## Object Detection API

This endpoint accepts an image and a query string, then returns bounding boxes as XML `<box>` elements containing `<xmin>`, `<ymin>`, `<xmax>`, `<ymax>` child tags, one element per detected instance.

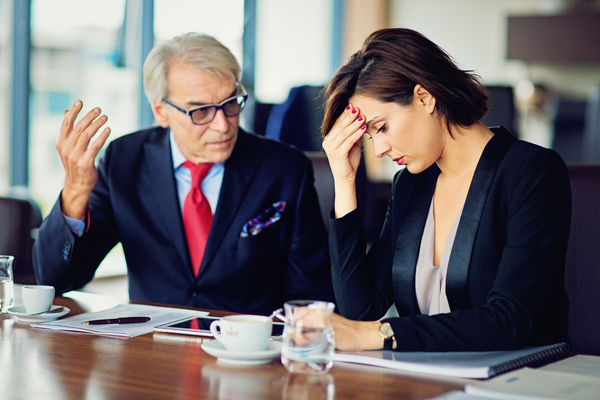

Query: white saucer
<box><xmin>201</xmin><ymin>340</ymin><xmax>282</xmax><ymax>365</ymax></box>
<box><xmin>7</xmin><ymin>305</ymin><xmax>70</xmax><ymax>323</ymax></box>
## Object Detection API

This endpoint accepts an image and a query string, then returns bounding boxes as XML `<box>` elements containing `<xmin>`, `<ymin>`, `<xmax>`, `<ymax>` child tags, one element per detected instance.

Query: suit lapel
<box><xmin>392</xmin><ymin>166</ymin><xmax>439</xmax><ymax>315</ymax></box>
<box><xmin>142</xmin><ymin>129</ymin><xmax>192</xmax><ymax>276</ymax></box>
<box><xmin>446</xmin><ymin>127</ymin><xmax>516</xmax><ymax>309</ymax></box>
<box><xmin>197</xmin><ymin>130</ymin><xmax>261</xmax><ymax>277</ymax></box>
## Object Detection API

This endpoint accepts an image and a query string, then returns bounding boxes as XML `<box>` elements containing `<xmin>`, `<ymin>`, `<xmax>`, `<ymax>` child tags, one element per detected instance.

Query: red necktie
<box><xmin>182</xmin><ymin>161</ymin><xmax>214</xmax><ymax>276</ymax></box>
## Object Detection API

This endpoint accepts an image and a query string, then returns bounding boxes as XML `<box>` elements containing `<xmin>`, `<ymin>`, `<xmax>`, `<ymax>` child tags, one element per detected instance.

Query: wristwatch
<box><xmin>378</xmin><ymin>322</ymin><xmax>396</xmax><ymax>350</ymax></box>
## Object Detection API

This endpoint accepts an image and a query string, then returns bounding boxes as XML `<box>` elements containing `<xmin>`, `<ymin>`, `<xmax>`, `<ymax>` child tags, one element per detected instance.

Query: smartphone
<box><xmin>154</xmin><ymin>316</ymin><xmax>285</xmax><ymax>338</ymax></box>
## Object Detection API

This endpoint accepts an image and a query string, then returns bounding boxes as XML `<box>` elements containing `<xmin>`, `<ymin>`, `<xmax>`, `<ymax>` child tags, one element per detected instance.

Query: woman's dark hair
<box><xmin>321</xmin><ymin>28</ymin><xmax>489</xmax><ymax>137</ymax></box>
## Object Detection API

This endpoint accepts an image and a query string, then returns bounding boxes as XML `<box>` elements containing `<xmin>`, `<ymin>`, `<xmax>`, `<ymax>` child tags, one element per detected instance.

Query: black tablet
<box><xmin>154</xmin><ymin>316</ymin><xmax>284</xmax><ymax>337</ymax></box>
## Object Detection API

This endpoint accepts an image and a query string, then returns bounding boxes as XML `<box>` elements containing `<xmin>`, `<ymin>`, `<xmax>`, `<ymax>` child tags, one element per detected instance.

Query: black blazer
<box><xmin>33</xmin><ymin>127</ymin><xmax>334</xmax><ymax>315</ymax></box>
<box><xmin>330</xmin><ymin>127</ymin><xmax>571</xmax><ymax>351</ymax></box>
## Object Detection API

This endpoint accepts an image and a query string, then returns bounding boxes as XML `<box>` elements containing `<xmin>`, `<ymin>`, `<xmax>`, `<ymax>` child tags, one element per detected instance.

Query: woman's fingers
<box><xmin>330</xmin><ymin>105</ymin><xmax>365</xmax><ymax>140</ymax></box>
<box><xmin>324</xmin><ymin>105</ymin><xmax>366</xmax><ymax>154</ymax></box>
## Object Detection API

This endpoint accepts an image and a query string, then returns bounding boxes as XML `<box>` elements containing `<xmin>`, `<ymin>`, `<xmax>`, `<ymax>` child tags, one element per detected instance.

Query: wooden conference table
<box><xmin>0</xmin><ymin>291</ymin><xmax>464</xmax><ymax>400</ymax></box>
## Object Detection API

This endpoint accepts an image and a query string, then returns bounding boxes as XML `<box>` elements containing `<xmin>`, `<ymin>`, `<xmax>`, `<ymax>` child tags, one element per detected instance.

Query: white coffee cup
<box><xmin>210</xmin><ymin>314</ymin><xmax>272</xmax><ymax>352</ymax></box>
<box><xmin>22</xmin><ymin>285</ymin><xmax>55</xmax><ymax>315</ymax></box>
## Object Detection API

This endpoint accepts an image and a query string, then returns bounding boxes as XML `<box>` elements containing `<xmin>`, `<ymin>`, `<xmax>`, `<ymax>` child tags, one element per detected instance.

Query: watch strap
<box><xmin>382</xmin><ymin>336</ymin><xmax>394</xmax><ymax>350</ymax></box>
<box><xmin>379</xmin><ymin>321</ymin><xmax>396</xmax><ymax>350</ymax></box>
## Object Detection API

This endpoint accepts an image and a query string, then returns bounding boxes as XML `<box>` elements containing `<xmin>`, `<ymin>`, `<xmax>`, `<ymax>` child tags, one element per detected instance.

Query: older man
<box><xmin>33</xmin><ymin>33</ymin><xmax>334</xmax><ymax>315</ymax></box>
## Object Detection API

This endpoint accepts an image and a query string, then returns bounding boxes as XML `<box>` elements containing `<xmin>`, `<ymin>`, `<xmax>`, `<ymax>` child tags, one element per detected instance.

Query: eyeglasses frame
<box><xmin>162</xmin><ymin>83</ymin><xmax>248</xmax><ymax>126</ymax></box>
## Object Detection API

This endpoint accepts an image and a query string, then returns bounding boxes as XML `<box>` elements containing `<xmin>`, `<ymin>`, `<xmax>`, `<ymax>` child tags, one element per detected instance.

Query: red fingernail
<box><xmin>360</xmin><ymin>124</ymin><xmax>366</xmax><ymax>130</ymax></box>
<box><xmin>346</xmin><ymin>104</ymin><xmax>351</xmax><ymax>110</ymax></box>
<box><xmin>358</xmin><ymin>116</ymin><xmax>364</xmax><ymax>122</ymax></box>
<box><xmin>352</xmin><ymin>108</ymin><xmax>357</xmax><ymax>114</ymax></box>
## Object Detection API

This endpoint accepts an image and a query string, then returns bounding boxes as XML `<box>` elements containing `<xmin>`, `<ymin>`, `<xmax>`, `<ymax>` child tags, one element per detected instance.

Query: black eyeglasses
<box><xmin>162</xmin><ymin>83</ymin><xmax>248</xmax><ymax>125</ymax></box>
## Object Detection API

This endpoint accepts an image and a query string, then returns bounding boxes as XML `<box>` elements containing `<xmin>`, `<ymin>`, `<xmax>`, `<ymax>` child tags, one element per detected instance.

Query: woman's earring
<box><xmin>428</xmin><ymin>108</ymin><xmax>432</xmax><ymax>112</ymax></box>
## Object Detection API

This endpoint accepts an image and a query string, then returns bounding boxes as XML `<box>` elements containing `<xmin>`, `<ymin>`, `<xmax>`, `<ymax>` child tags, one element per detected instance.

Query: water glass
<box><xmin>281</xmin><ymin>300</ymin><xmax>335</xmax><ymax>374</ymax></box>
<box><xmin>0</xmin><ymin>255</ymin><xmax>15</xmax><ymax>313</ymax></box>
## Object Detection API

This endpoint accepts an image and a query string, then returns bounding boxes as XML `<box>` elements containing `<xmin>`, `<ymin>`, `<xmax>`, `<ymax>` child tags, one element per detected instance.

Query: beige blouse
<box><xmin>415</xmin><ymin>199</ymin><xmax>465</xmax><ymax>316</ymax></box>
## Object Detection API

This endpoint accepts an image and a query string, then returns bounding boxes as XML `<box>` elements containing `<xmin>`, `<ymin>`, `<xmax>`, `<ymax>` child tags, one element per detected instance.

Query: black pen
<box><xmin>82</xmin><ymin>317</ymin><xmax>151</xmax><ymax>325</ymax></box>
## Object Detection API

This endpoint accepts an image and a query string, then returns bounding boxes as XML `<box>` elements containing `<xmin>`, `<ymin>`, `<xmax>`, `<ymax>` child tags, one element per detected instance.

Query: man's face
<box><xmin>153</xmin><ymin>58</ymin><xmax>239</xmax><ymax>164</ymax></box>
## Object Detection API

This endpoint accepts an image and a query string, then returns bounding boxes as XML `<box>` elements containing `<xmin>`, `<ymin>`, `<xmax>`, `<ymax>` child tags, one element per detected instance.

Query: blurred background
<box><xmin>1</xmin><ymin>0</ymin><xmax>599</xmax><ymax>300</ymax></box>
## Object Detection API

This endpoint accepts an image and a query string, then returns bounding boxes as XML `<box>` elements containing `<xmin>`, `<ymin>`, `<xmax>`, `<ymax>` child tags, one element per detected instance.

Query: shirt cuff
<box><xmin>63</xmin><ymin>214</ymin><xmax>85</xmax><ymax>237</ymax></box>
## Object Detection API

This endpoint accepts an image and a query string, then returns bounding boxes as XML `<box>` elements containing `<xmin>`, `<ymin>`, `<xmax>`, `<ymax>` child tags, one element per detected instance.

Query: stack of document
<box><xmin>32</xmin><ymin>304</ymin><xmax>208</xmax><ymax>338</ymax></box>
<box><xmin>333</xmin><ymin>342</ymin><xmax>570</xmax><ymax>379</ymax></box>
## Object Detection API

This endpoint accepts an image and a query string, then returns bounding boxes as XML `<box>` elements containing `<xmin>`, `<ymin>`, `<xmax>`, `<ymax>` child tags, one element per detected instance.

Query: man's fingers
<box><xmin>86</xmin><ymin>127</ymin><xmax>111</xmax><ymax>157</ymax></box>
<box><xmin>58</xmin><ymin>100</ymin><xmax>84</xmax><ymax>143</ymax></box>
<box><xmin>71</xmin><ymin>107</ymin><xmax>102</xmax><ymax>138</ymax></box>
<box><xmin>71</xmin><ymin>114</ymin><xmax>108</xmax><ymax>155</ymax></box>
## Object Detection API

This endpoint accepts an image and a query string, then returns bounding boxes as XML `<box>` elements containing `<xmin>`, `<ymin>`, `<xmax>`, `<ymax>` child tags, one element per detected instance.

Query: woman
<box><xmin>322</xmin><ymin>28</ymin><xmax>571</xmax><ymax>352</ymax></box>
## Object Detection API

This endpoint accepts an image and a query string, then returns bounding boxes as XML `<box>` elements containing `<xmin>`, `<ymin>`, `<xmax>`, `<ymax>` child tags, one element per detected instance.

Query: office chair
<box><xmin>0</xmin><ymin>192</ymin><xmax>43</xmax><ymax>284</ymax></box>
<box><xmin>265</xmin><ymin>85</ymin><xmax>325</xmax><ymax>152</ymax></box>
<box><xmin>582</xmin><ymin>86</ymin><xmax>600</xmax><ymax>164</ymax></box>
<box><xmin>552</xmin><ymin>99</ymin><xmax>587</xmax><ymax>164</ymax></box>
<box><xmin>564</xmin><ymin>164</ymin><xmax>600</xmax><ymax>356</ymax></box>
<box><xmin>481</xmin><ymin>85</ymin><xmax>517</xmax><ymax>136</ymax></box>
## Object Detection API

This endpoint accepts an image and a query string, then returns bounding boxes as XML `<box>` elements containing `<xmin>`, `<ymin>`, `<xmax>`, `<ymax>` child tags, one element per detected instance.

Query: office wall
<box><xmin>254</xmin><ymin>0</ymin><xmax>333</xmax><ymax>103</ymax></box>
<box><xmin>389</xmin><ymin>0</ymin><xmax>600</xmax><ymax>99</ymax></box>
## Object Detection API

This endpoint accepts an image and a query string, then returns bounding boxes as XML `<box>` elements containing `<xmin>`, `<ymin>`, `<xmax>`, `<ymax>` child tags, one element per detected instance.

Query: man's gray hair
<box><xmin>143</xmin><ymin>32</ymin><xmax>241</xmax><ymax>103</ymax></box>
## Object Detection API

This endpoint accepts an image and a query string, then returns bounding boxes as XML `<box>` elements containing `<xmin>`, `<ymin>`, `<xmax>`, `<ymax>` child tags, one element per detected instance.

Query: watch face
<box><xmin>379</xmin><ymin>322</ymin><xmax>394</xmax><ymax>338</ymax></box>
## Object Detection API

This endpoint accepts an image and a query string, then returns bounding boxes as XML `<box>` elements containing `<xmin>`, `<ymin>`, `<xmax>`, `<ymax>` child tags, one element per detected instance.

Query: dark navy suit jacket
<box><xmin>33</xmin><ymin>127</ymin><xmax>334</xmax><ymax>315</ymax></box>
<box><xmin>330</xmin><ymin>127</ymin><xmax>571</xmax><ymax>351</ymax></box>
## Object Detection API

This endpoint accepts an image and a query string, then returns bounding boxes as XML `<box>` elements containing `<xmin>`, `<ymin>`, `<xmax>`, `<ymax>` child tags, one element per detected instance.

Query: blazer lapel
<box><xmin>142</xmin><ymin>129</ymin><xmax>191</xmax><ymax>275</ymax></box>
<box><xmin>446</xmin><ymin>127</ymin><xmax>516</xmax><ymax>309</ymax></box>
<box><xmin>197</xmin><ymin>130</ymin><xmax>261</xmax><ymax>277</ymax></box>
<box><xmin>392</xmin><ymin>166</ymin><xmax>439</xmax><ymax>315</ymax></box>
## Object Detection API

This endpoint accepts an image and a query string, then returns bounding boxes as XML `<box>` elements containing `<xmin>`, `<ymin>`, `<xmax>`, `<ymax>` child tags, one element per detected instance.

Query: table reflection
<box><xmin>201</xmin><ymin>358</ymin><xmax>287</xmax><ymax>399</ymax></box>
<box><xmin>282</xmin><ymin>373</ymin><xmax>334</xmax><ymax>400</ymax></box>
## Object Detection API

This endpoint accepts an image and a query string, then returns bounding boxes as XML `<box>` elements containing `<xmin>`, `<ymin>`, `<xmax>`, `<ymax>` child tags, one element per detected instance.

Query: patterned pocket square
<box><xmin>240</xmin><ymin>201</ymin><xmax>287</xmax><ymax>237</ymax></box>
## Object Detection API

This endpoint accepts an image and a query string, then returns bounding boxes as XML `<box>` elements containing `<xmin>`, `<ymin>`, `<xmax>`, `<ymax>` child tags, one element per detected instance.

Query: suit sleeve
<box><xmin>32</xmin><ymin>146</ymin><xmax>120</xmax><ymax>295</ymax></box>
<box><xmin>329</xmin><ymin>176</ymin><xmax>398</xmax><ymax>320</ymax></box>
<box><xmin>281</xmin><ymin>158</ymin><xmax>335</xmax><ymax>303</ymax></box>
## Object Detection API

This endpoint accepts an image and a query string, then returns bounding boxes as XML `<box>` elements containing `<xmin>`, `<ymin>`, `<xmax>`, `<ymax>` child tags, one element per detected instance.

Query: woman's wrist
<box><xmin>359</xmin><ymin>320</ymin><xmax>386</xmax><ymax>350</ymax></box>
<box><xmin>333</xmin><ymin>181</ymin><xmax>357</xmax><ymax>218</ymax></box>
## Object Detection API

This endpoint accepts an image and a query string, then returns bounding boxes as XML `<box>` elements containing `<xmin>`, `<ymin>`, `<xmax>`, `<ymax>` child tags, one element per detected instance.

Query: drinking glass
<box><xmin>0</xmin><ymin>255</ymin><xmax>15</xmax><ymax>313</ymax></box>
<box><xmin>281</xmin><ymin>300</ymin><xmax>335</xmax><ymax>374</ymax></box>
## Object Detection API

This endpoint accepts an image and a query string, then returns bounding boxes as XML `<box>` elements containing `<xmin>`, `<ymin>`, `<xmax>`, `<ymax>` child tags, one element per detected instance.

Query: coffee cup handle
<box><xmin>210</xmin><ymin>320</ymin><xmax>223</xmax><ymax>343</ymax></box>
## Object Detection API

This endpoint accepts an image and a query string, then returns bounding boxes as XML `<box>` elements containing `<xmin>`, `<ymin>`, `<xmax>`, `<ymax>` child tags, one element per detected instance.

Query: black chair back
<box><xmin>265</xmin><ymin>85</ymin><xmax>325</xmax><ymax>152</ymax></box>
<box><xmin>481</xmin><ymin>85</ymin><xmax>517</xmax><ymax>135</ymax></box>
<box><xmin>0</xmin><ymin>193</ymin><xmax>43</xmax><ymax>284</ymax></box>
<box><xmin>306</xmin><ymin>152</ymin><xmax>335</xmax><ymax>232</ymax></box>
<box><xmin>565</xmin><ymin>164</ymin><xmax>600</xmax><ymax>355</ymax></box>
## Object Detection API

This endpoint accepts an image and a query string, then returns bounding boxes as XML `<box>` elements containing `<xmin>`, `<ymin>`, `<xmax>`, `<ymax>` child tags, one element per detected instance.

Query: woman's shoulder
<box><xmin>488</xmin><ymin>126</ymin><xmax>564</xmax><ymax>169</ymax></box>
<box><xmin>495</xmin><ymin>137</ymin><xmax>570</xmax><ymax>201</ymax></box>
<box><xmin>504</xmin><ymin>138</ymin><xmax>567</xmax><ymax>174</ymax></box>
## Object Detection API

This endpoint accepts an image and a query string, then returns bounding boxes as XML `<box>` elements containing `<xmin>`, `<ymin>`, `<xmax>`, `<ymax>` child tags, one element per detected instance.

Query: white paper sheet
<box><xmin>32</xmin><ymin>303</ymin><xmax>208</xmax><ymax>338</ymax></box>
